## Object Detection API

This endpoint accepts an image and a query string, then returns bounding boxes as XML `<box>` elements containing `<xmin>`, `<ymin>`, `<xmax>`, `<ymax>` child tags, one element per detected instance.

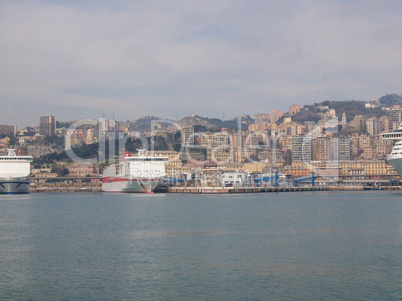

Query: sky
<box><xmin>0</xmin><ymin>0</ymin><xmax>402</xmax><ymax>128</ymax></box>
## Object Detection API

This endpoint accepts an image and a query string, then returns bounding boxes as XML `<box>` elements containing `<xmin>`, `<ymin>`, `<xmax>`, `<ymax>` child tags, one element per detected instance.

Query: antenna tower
<box><xmin>323</xmin><ymin>62</ymin><xmax>327</xmax><ymax>101</ymax></box>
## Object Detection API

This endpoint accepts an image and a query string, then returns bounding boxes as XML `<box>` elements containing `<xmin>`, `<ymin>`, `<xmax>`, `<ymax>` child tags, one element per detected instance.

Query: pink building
<box><xmin>68</xmin><ymin>164</ymin><xmax>101</xmax><ymax>177</ymax></box>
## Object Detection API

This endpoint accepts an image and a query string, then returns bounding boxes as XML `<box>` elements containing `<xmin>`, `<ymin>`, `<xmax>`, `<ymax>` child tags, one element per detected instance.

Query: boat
<box><xmin>363</xmin><ymin>184</ymin><xmax>381</xmax><ymax>190</ymax></box>
<box><xmin>102</xmin><ymin>149</ymin><xmax>169</xmax><ymax>193</ymax></box>
<box><xmin>0</xmin><ymin>149</ymin><xmax>33</xmax><ymax>194</ymax></box>
<box><xmin>382</xmin><ymin>123</ymin><xmax>402</xmax><ymax>177</ymax></box>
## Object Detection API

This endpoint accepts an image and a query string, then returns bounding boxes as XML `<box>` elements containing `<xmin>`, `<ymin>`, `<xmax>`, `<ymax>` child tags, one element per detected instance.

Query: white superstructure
<box><xmin>0</xmin><ymin>149</ymin><xmax>33</xmax><ymax>194</ymax></box>
<box><xmin>102</xmin><ymin>149</ymin><xmax>168</xmax><ymax>193</ymax></box>
<box><xmin>382</xmin><ymin>123</ymin><xmax>402</xmax><ymax>176</ymax></box>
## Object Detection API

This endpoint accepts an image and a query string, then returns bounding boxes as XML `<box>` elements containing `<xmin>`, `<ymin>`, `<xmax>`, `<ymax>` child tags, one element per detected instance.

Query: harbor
<box><xmin>158</xmin><ymin>186</ymin><xmax>328</xmax><ymax>193</ymax></box>
<box><xmin>28</xmin><ymin>176</ymin><xmax>402</xmax><ymax>193</ymax></box>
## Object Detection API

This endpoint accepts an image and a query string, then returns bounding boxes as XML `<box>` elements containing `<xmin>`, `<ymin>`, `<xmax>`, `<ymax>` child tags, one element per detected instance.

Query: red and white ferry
<box><xmin>102</xmin><ymin>149</ymin><xmax>168</xmax><ymax>193</ymax></box>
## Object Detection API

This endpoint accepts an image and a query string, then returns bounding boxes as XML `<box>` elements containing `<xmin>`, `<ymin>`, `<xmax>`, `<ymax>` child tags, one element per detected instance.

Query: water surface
<box><xmin>0</xmin><ymin>191</ymin><xmax>400</xmax><ymax>300</ymax></box>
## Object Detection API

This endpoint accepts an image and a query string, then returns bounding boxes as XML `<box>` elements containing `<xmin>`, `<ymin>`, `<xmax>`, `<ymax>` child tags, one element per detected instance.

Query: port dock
<box><xmin>28</xmin><ymin>177</ymin><xmax>402</xmax><ymax>193</ymax></box>
<box><xmin>156</xmin><ymin>186</ymin><xmax>328</xmax><ymax>193</ymax></box>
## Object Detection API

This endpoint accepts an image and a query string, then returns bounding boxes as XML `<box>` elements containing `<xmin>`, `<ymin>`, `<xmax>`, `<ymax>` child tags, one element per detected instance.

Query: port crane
<box><xmin>254</xmin><ymin>170</ymin><xmax>281</xmax><ymax>187</ymax></box>
<box><xmin>294</xmin><ymin>172</ymin><xmax>316</xmax><ymax>187</ymax></box>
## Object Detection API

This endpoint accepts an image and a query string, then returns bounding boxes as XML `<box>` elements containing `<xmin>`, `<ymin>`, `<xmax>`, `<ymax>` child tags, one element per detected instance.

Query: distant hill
<box><xmin>178</xmin><ymin>114</ymin><xmax>239</xmax><ymax>130</ymax></box>
<box><xmin>292</xmin><ymin>98</ymin><xmax>391</xmax><ymax>122</ymax></box>
<box><xmin>129</xmin><ymin>116</ymin><xmax>173</xmax><ymax>132</ymax></box>
<box><xmin>378</xmin><ymin>94</ymin><xmax>402</xmax><ymax>106</ymax></box>
<box><xmin>291</xmin><ymin>110</ymin><xmax>321</xmax><ymax>123</ymax></box>
<box><xmin>56</xmin><ymin>121</ymin><xmax>74</xmax><ymax>128</ymax></box>
<box><xmin>127</xmin><ymin>114</ymin><xmax>249</xmax><ymax>133</ymax></box>
<box><xmin>321</xmin><ymin>100</ymin><xmax>387</xmax><ymax>121</ymax></box>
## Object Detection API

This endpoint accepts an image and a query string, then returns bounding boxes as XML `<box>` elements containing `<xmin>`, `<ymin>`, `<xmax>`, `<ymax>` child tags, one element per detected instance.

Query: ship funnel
<box><xmin>137</xmin><ymin>149</ymin><xmax>147</xmax><ymax>157</ymax></box>
<box><xmin>7</xmin><ymin>149</ymin><xmax>16</xmax><ymax>156</ymax></box>
<box><xmin>123</xmin><ymin>151</ymin><xmax>132</xmax><ymax>158</ymax></box>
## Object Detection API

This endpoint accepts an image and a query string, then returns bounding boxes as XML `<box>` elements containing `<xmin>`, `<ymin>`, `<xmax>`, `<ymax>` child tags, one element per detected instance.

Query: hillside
<box><xmin>129</xmin><ymin>116</ymin><xmax>173</xmax><ymax>132</ymax></box>
<box><xmin>178</xmin><ymin>114</ymin><xmax>239</xmax><ymax>130</ymax></box>
<box><xmin>322</xmin><ymin>100</ymin><xmax>387</xmax><ymax>121</ymax></box>
<box><xmin>292</xmin><ymin>99</ymin><xmax>388</xmax><ymax>122</ymax></box>
<box><xmin>378</xmin><ymin>94</ymin><xmax>402</xmax><ymax>106</ymax></box>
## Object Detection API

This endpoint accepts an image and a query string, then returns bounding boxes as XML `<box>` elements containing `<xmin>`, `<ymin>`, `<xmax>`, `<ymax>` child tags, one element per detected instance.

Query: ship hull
<box><xmin>387</xmin><ymin>155</ymin><xmax>402</xmax><ymax>177</ymax></box>
<box><xmin>102</xmin><ymin>177</ymin><xmax>161</xmax><ymax>193</ymax></box>
<box><xmin>0</xmin><ymin>177</ymin><xmax>30</xmax><ymax>194</ymax></box>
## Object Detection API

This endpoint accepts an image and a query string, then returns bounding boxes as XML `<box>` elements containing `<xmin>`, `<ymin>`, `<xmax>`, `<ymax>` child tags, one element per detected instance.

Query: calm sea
<box><xmin>0</xmin><ymin>191</ymin><xmax>400</xmax><ymax>300</ymax></box>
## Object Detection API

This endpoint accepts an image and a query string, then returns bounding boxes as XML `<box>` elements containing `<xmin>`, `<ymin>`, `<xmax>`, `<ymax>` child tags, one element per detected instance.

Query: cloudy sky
<box><xmin>1</xmin><ymin>0</ymin><xmax>401</xmax><ymax>128</ymax></box>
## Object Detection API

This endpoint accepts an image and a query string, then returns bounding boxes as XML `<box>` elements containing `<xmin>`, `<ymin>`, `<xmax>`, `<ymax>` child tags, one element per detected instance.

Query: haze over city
<box><xmin>1</xmin><ymin>0</ymin><xmax>402</xmax><ymax>128</ymax></box>
<box><xmin>1</xmin><ymin>2</ymin><xmax>402</xmax><ymax>298</ymax></box>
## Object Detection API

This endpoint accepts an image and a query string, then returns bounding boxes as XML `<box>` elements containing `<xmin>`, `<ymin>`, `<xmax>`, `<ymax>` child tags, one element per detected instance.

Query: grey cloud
<box><xmin>0</xmin><ymin>0</ymin><xmax>401</xmax><ymax>127</ymax></box>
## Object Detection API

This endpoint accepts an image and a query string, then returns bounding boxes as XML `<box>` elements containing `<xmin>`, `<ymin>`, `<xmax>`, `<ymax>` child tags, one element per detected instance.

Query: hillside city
<box><xmin>1</xmin><ymin>93</ymin><xmax>402</xmax><ymax>187</ymax></box>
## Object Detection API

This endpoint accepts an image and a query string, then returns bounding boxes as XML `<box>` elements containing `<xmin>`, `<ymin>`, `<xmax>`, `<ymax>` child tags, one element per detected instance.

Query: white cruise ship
<box><xmin>102</xmin><ymin>149</ymin><xmax>168</xmax><ymax>193</ymax></box>
<box><xmin>382</xmin><ymin>123</ymin><xmax>402</xmax><ymax>176</ymax></box>
<box><xmin>0</xmin><ymin>149</ymin><xmax>33</xmax><ymax>194</ymax></box>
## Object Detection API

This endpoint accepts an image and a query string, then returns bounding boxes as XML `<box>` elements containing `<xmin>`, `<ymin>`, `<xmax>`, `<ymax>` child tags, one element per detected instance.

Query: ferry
<box><xmin>0</xmin><ymin>149</ymin><xmax>33</xmax><ymax>194</ymax></box>
<box><xmin>102</xmin><ymin>149</ymin><xmax>168</xmax><ymax>193</ymax></box>
<box><xmin>382</xmin><ymin>123</ymin><xmax>402</xmax><ymax>176</ymax></box>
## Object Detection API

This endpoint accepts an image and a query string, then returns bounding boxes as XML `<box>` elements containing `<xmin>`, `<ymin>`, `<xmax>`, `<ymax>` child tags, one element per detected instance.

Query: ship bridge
<box><xmin>382</xmin><ymin>131</ymin><xmax>402</xmax><ymax>140</ymax></box>
<box><xmin>382</xmin><ymin>123</ymin><xmax>402</xmax><ymax>140</ymax></box>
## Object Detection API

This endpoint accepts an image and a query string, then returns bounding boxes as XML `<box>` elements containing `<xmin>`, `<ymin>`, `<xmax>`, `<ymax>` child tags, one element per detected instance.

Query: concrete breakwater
<box><xmin>156</xmin><ymin>186</ymin><xmax>329</xmax><ymax>193</ymax></box>
<box><xmin>29</xmin><ymin>182</ymin><xmax>402</xmax><ymax>193</ymax></box>
<box><xmin>31</xmin><ymin>185</ymin><xmax>327</xmax><ymax>193</ymax></box>
<box><xmin>159</xmin><ymin>185</ymin><xmax>402</xmax><ymax>193</ymax></box>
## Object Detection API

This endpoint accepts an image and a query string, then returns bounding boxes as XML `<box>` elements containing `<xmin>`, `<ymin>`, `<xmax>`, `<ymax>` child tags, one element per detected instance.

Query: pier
<box><xmin>156</xmin><ymin>186</ymin><xmax>328</xmax><ymax>194</ymax></box>
<box><xmin>28</xmin><ymin>176</ymin><xmax>402</xmax><ymax>193</ymax></box>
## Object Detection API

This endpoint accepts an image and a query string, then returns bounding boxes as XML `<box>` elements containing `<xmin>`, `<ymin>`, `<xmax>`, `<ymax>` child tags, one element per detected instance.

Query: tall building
<box><xmin>389</xmin><ymin>109</ymin><xmax>402</xmax><ymax>129</ymax></box>
<box><xmin>328</xmin><ymin>137</ymin><xmax>353</xmax><ymax>161</ymax></box>
<box><xmin>328</xmin><ymin>109</ymin><xmax>336</xmax><ymax>118</ymax></box>
<box><xmin>65</xmin><ymin>130</ymin><xmax>72</xmax><ymax>150</ymax></box>
<box><xmin>39</xmin><ymin>115</ymin><xmax>56</xmax><ymax>136</ymax></box>
<box><xmin>108</xmin><ymin>120</ymin><xmax>120</xmax><ymax>132</ymax></box>
<box><xmin>312</xmin><ymin>136</ymin><xmax>328</xmax><ymax>162</ymax></box>
<box><xmin>380</xmin><ymin>116</ymin><xmax>390</xmax><ymax>132</ymax></box>
<box><xmin>366</xmin><ymin>117</ymin><xmax>381</xmax><ymax>136</ymax></box>
<box><xmin>182</xmin><ymin>126</ymin><xmax>194</xmax><ymax>144</ymax></box>
<box><xmin>326</xmin><ymin>139</ymin><xmax>337</xmax><ymax>161</ymax></box>
<box><xmin>284</xmin><ymin>149</ymin><xmax>292</xmax><ymax>166</ymax></box>
<box><xmin>292</xmin><ymin>136</ymin><xmax>303</xmax><ymax>162</ymax></box>
<box><xmin>212</xmin><ymin>133</ymin><xmax>230</xmax><ymax>147</ymax></box>
<box><xmin>86</xmin><ymin>128</ymin><xmax>97</xmax><ymax>144</ymax></box>
<box><xmin>304</xmin><ymin>121</ymin><xmax>315</xmax><ymax>132</ymax></box>
<box><xmin>292</xmin><ymin>135</ymin><xmax>312</xmax><ymax>162</ymax></box>
<box><xmin>0</xmin><ymin>124</ymin><xmax>17</xmax><ymax>136</ymax></box>
<box><xmin>289</xmin><ymin>104</ymin><xmax>301</xmax><ymax>116</ymax></box>
<box><xmin>353</xmin><ymin>115</ymin><xmax>367</xmax><ymax>133</ymax></box>
<box><xmin>301</xmin><ymin>136</ymin><xmax>312</xmax><ymax>162</ymax></box>
<box><xmin>351</xmin><ymin>134</ymin><xmax>361</xmax><ymax>157</ymax></box>
<box><xmin>269</xmin><ymin>109</ymin><xmax>284</xmax><ymax>123</ymax></box>
<box><xmin>338</xmin><ymin>137</ymin><xmax>353</xmax><ymax>161</ymax></box>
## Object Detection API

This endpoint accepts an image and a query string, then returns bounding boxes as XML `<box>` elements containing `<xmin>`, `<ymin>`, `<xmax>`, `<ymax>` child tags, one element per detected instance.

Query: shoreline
<box><xmin>27</xmin><ymin>185</ymin><xmax>402</xmax><ymax>193</ymax></box>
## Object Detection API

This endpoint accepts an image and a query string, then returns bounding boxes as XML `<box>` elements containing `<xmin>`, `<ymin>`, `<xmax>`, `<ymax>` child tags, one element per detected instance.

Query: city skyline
<box><xmin>1</xmin><ymin>0</ymin><xmax>402</xmax><ymax>128</ymax></box>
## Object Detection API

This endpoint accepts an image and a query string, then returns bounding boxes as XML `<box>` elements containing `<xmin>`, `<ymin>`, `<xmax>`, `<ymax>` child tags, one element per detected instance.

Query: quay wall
<box><xmin>29</xmin><ymin>178</ymin><xmax>402</xmax><ymax>193</ymax></box>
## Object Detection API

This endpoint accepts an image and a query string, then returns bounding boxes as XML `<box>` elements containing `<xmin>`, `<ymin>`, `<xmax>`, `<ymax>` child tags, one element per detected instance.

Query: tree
<box><xmin>51</xmin><ymin>165</ymin><xmax>69</xmax><ymax>177</ymax></box>
<box><xmin>172</xmin><ymin>143</ymin><xmax>181</xmax><ymax>152</ymax></box>
<box><xmin>0</xmin><ymin>133</ymin><xmax>17</xmax><ymax>145</ymax></box>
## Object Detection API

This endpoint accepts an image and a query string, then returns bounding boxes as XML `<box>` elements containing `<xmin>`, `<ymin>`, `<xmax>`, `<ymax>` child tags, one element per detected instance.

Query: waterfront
<box><xmin>0</xmin><ymin>191</ymin><xmax>400</xmax><ymax>300</ymax></box>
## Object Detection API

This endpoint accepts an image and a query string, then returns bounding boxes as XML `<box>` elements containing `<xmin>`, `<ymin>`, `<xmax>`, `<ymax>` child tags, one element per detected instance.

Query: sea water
<box><xmin>0</xmin><ymin>191</ymin><xmax>400</xmax><ymax>300</ymax></box>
